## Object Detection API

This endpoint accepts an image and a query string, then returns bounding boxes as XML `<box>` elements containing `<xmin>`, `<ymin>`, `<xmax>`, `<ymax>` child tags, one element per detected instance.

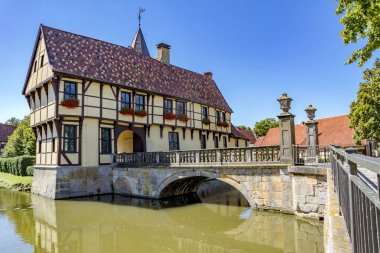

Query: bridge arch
<box><xmin>154</xmin><ymin>170</ymin><xmax>254</xmax><ymax>207</ymax></box>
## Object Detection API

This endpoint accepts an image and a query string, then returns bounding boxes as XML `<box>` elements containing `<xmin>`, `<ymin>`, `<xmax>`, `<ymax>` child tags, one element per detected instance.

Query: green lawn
<box><xmin>0</xmin><ymin>172</ymin><xmax>33</xmax><ymax>188</ymax></box>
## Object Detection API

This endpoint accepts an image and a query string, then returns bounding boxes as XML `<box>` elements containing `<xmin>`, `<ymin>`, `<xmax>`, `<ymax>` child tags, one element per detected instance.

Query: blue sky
<box><xmin>0</xmin><ymin>0</ymin><xmax>378</xmax><ymax>126</ymax></box>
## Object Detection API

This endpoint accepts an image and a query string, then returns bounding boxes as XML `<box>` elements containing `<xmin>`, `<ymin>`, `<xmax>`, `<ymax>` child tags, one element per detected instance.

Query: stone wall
<box><xmin>32</xmin><ymin>165</ymin><xmax>113</xmax><ymax>199</ymax></box>
<box><xmin>289</xmin><ymin>166</ymin><xmax>327</xmax><ymax>219</ymax></box>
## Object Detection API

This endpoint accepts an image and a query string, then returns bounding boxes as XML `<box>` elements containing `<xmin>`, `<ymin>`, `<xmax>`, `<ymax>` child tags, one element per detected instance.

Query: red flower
<box><xmin>217</xmin><ymin>121</ymin><xmax>224</xmax><ymax>127</ymax></box>
<box><xmin>177</xmin><ymin>114</ymin><xmax>189</xmax><ymax>122</ymax></box>
<box><xmin>60</xmin><ymin>99</ymin><xmax>79</xmax><ymax>108</ymax></box>
<box><xmin>135</xmin><ymin>110</ymin><xmax>147</xmax><ymax>117</ymax></box>
<box><xmin>164</xmin><ymin>112</ymin><xmax>176</xmax><ymax>120</ymax></box>
<box><xmin>222</xmin><ymin>122</ymin><xmax>229</xmax><ymax>128</ymax></box>
<box><xmin>119</xmin><ymin>108</ymin><xmax>135</xmax><ymax>116</ymax></box>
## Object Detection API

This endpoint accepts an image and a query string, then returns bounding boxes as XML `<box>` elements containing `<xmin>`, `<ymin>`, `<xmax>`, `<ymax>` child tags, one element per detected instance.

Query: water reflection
<box><xmin>0</xmin><ymin>186</ymin><xmax>324</xmax><ymax>253</ymax></box>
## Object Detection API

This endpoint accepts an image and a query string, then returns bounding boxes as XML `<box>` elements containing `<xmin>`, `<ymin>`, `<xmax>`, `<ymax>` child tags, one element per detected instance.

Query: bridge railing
<box><xmin>293</xmin><ymin>145</ymin><xmax>330</xmax><ymax>165</ymax></box>
<box><xmin>330</xmin><ymin>145</ymin><xmax>380</xmax><ymax>253</ymax></box>
<box><xmin>113</xmin><ymin>146</ymin><xmax>281</xmax><ymax>167</ymax></box>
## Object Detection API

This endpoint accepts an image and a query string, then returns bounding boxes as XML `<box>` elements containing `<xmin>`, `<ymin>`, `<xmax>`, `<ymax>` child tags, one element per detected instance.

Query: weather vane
<box><xmin>138</xmin><ymin>7</ymin><xmax>146</xmax><ymax>27</ymax></box>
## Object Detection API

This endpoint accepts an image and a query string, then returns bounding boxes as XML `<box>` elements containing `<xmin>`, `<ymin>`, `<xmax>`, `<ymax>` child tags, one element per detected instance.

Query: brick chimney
<box><xmin>204</xmin><ymin>72</ymin><xmax>213</xmax><ymax>80</ymax></box>
<box><xmin>156</xmin><ymin>43</ymin><xmax>171</xmax><ymax>64</ymax></box>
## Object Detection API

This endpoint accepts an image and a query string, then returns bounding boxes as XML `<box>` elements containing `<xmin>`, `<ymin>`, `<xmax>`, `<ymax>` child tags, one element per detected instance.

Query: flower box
<box><xmin>177</xmin><ymin>114</ymin><xmax>189</xmax><ymax>122</ymax></box>
<box><xmin>164</xmin><ymin>112</ymin><xmax>176</xmax><ymax>120</ymax></box>
<box><xmin>135</xmin><ymin>110</ymin><xmax>147</xmax><ymax>117</ymax></box>
<box><xmin>222</xmin><ymin>122</ymin><xmax>229</xmax><ymax>128</ymax></box>
<box><xmin>119</xmin><ymin>108</ymin><xmax>135</xmax><ymax>116</ymax></box>
<box><xmin>202</xmin><ymin>118</ymin><xmax>211</xmax><ymax>125</ymax></box>
<box><xmin>217</xmin><ymin>121</ymin><xmax>224</xmax><ymax>127</ymax></box>
<box><xmin>60</xmin><ymin>98</ymin><xmax>79</xmax><ymax>108</ymax></box>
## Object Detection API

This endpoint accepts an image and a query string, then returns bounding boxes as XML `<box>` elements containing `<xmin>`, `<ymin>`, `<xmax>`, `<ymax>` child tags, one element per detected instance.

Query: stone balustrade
<box><xmin>113</xmin><ymin>146</ymin><xmax>281</xmax><ymax>167</ymax></box>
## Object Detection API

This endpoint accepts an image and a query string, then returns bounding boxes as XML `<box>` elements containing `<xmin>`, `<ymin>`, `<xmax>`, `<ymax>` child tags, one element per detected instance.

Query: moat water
<box><xmin>0</xmin><ymin>181</ymin><xmax>324</xmax><ymax>253</ymax></box>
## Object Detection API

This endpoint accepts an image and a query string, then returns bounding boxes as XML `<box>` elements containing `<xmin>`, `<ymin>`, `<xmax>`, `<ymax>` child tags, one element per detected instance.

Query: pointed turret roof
<box><xmin>131</xmin><ymin>27</ymin><xmax>150</xmax><ymax>57</ymax></box>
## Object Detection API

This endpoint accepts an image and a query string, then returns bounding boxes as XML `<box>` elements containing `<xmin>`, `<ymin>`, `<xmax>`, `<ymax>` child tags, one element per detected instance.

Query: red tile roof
<box><xmin>23</xmin><ymin>25</ymin><xmax>232</xmax><ymax>112</ymax></box>
<box><xmin>237</xmin><ymin>128</ymin><xmax>256</xmax><ymax>144</ymax></box>
<box><xmin>0</xmin><ymin>124</ymin><xmax>16</xmax><ymax>143</ymax></box>
<box><xmin>255</xmin><ymin>115</ymin><xmax>355</xmax><ymax>147</ymax></box>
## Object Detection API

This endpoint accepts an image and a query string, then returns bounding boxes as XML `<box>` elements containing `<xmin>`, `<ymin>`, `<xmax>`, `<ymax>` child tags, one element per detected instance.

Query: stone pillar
<box><xmin>278</xmin><ymin>113</ymin><xmax>296</xmax><ymax>163</ymax></box>
<box><xmin>277</xmin><ymin>93</ymin><xmax>296</xmax><ymax>164</ymax></box>
<box><xmin>305</xmin><ymin>105</ymin><xmax>318</xmax><ymax>147</ymax></box>
<box><xmin>306</xmin><ymin>121</ymin><xmax>319</xmax><ymax>147</ymax></box>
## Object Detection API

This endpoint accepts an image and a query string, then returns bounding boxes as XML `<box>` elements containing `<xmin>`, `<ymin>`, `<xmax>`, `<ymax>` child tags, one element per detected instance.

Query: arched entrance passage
<box><xmin>115</xmin><ymin>125</ymin><xmax>146</xmax><ymax>153</ymax></box>
<box><xmin>155</xmin><ymin>170</ymin><xmax>253</xmax><ymax>207</ymax></box>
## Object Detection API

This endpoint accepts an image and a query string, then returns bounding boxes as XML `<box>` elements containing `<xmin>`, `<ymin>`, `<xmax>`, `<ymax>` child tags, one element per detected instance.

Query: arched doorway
<box><xmin>116</xmin><ymin>126</ymin><xmax>146</xmax><ymax>153</ymax></box>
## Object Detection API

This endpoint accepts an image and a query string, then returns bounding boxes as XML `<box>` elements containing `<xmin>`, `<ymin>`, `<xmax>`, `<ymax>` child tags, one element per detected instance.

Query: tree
<box><xmin>238</xmin><ymin>125</ymin><xmax>252</xmax><ymax>131</ymax></box>
<box><xmin>349</xmin><ymin>58</ymin><xmax>380</xmax><ymax>144</ymax></box>
<box><xmin>4</xmin><ymin>117</ymin><xmax>21</xmax><ymax>126</ymax></box>
<box><xmin>253</xmin><ymin>118</ymin><xmax>279</xmax><ymax>137</ymax></box>
<box><xmin>4</xmin><ymin>116</ymin><xmax>36</xmax><ymax>157</ymax></box>
<box><xmin>335</xmin><ymin>0</ymin><xmax>380</xmax><ymax>66</ymax></box>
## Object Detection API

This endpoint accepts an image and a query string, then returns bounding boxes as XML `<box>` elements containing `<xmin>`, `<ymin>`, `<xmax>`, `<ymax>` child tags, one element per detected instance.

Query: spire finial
<box><xmin>138</xmin><ymin>7</ymin><xmax>145</xmax><ymax>27</ymax></box>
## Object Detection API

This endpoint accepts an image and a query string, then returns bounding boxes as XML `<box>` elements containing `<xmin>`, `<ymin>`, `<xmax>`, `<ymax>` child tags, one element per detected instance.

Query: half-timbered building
<box><xmin>23</xmin><ymin>24</ymin><xmax>248</xmax><ymax>169</ymax></box>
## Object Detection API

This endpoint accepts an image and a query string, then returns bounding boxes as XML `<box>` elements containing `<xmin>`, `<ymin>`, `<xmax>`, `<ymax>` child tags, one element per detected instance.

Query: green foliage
<box><xmin>4</xmin><ymin>117</ymin><xmax>21</xmax><ymax>126</ymax></box>
<box><xmin>4</xmin><ymin>116</ymin><xmax>36</xmax><ymax>157</ymax></box>
<box><xmin>335</xmin><ymin>0</ymin><xmax>380</xmax><ymax>66</ymax></box>
<box><xmin>26</xmin><ymin>166</ymin><xmax>34</xmax><ymax>176</ymax></box>
<box><xmin>0</xmin><ymin>156</ymin><xmax>35</xmax><ymax>176</ymax></box>
<box><xmin>238</xmin><ymin>125</ymin><xmax>252</xmax><ymax>130</ymax></box>
<box><xmin>349</xmin><ymin>58</ymin><xmax>380</xmax><ymax>144</ymax></box>
<box><xmin>253</xmin><ymin>118</ymin><xmax>279</xmax><ymax>137</ymax></box>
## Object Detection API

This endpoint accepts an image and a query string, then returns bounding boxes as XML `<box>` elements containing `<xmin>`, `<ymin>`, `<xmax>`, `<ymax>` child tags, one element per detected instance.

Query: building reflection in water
<box><xmin>0</xmin><ymin>181</ymin><xmax>324</xmax><ymax>253</ymax></box>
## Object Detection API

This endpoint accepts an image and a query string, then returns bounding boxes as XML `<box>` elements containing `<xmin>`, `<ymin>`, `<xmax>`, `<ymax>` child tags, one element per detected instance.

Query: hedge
<box><xmin>26</xmin><ymin>166</ymin><xmax>34</xmax><ymax>176</ymax></box>
<box><xmin>0</xmin><ymin>156</ymin><xmax>35</xmax><ymax>176</ymax></box>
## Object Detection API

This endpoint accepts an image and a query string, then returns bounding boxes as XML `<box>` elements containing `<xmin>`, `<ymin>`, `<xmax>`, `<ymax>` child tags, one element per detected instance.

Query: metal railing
<box><xmin>293</xmin><ymin>145</ymin><xmax>330</xmax><ymax>165</ymax></box>
<box><xmin>113</xmin><ymin>146</ymin><xmax>281</xmax><ymax>167</ymax></box>
<box><xmin>330</xmin><ymin>145</ymin><xmax>380</xmax><ymax>253</ymax></box>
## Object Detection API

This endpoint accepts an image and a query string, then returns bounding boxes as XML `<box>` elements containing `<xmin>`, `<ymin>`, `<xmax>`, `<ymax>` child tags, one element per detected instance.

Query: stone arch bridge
<box><xmin>112</xmin><ymin>147</ymin><xmax>327</xmax><ymax>217</ymax></box>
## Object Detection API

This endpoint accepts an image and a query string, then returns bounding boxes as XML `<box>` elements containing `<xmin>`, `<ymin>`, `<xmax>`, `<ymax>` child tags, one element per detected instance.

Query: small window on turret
<box><xmin>33</xmin><ymin>60</ymin><xmax>37</xmax><ymax>73</ymax></box>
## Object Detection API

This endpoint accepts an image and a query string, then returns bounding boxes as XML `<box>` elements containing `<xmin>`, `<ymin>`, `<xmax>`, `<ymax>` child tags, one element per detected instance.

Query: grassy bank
<box><xmin>0</xmin><ymin>172</ymin><xmax>32</xmax><ymax>191</ymax></box>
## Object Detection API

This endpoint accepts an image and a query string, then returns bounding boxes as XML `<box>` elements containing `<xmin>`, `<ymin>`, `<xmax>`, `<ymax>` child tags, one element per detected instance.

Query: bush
<box><xmin>0</xmin><ymin>156</ymin><xmax>35</xmax><ymax>176</ymax></box>
<box><xmin>26</xmin><ymin>166</ymin><xmax>34</xmax><ymax>176</ymax></box>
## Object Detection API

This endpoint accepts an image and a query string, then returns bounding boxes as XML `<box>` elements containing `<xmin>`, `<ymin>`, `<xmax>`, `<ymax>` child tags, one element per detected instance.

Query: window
<box><xmin>202</xmin><ymin>107</ymin><xmax>208</xmax><ymax>120</ymax></box>
<box><xmin>176</xmin><ymin>101</ymin><xmax>185</xmax><ymax>115</ymax></box>
<box><xmin>216</xmin><ymin>111</ymin><xmax>221</xmax><ymax>122</ymax></box>
<box><xmin>164</xmin><ymin>99</ymin><xmax>173</xmax><ymax>114</ymax></box>
<box><xmin>38</xmin><ymin>140</ymin><xmax>42</xmax><ymax>153</ymax></box>
<box><xmin>40</xmin><ymin>55</ymin><xmax>44</xmax><ymax>67</ymax></box>
<box><xmin>101</xmin><ymin>128</ymin><xmax>112</xmax><ymax>154</ymax></box>
<box><xmin>222</xmin><ymin>112</ymin><xmax>226</xmax><ymax>122</ymax></box>
<box><xmin>52</xmin><ymin>139</ymin><xmax>56</xmax><ymax>152</ymax></box>
<box><xmin>223</xmin><ymin>136</ymin><xmax>227</xmax><ymax>148</ymax></box>
<box><xmin>135</xmin><ymin>94</ymin><xmax>145</xmax><ymax>111</ymax></box>
<box><xmin>64</xmin><ymin>125</ymin><xmax>76</xmax><ymax>152</ymax></box>
<box><xmin>214</xmin><ymin>136</ymin><xmax>219</xmax><ymax>148</ymax></box>
<box><xmin>63</xmin><ymin>82</ymin><xmax>77</xmax><ymax>100</ymax></box>
<box><xmin>33</xmin><ymin>60</ymin><xmax>37</xmax><ymax>73</ymax></box>
<box><xmin>121</xmin><ymin>92</ymin><xmax>131</xmax><ymax>109</ymax></box>
<box><xmin>168</xmin><ymin>132</ymin><xmax>179</xmax><ymax>151</ymax></box>
<box><xmin>201</xmin><ymin>134</ymin><xmax>207</xmax><ymax>149</ymax></box>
